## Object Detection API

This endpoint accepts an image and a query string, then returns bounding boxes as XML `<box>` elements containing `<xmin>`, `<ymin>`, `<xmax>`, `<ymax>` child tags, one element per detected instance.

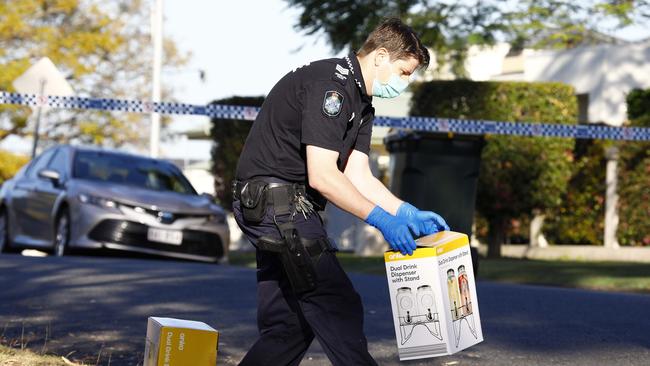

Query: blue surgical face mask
<box><xmin>372</xmin><ymin>73</ymin><xmax>409</xmax><ymax>98</ymax></box>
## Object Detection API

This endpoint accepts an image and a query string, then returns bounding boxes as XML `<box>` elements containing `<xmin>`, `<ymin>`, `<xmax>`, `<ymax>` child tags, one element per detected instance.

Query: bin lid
<box><xmin>383</xmin><ymin>129</ymin><xmax>484</xmax><ymax>144</ymax></box>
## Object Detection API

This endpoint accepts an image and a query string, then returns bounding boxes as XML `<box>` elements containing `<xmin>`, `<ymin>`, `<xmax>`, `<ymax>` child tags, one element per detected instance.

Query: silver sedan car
<box><xmin>0</xmin><ymin>144</ymin><xmax>229</xmax><ymax>263</ymax></box>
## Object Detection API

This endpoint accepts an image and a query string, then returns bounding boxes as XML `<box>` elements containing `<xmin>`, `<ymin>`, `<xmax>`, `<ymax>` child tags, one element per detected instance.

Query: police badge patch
<box><xmin>322</xmin><ymin>91</ymin><xmax>344</xmax><ymax>117</ymax></box>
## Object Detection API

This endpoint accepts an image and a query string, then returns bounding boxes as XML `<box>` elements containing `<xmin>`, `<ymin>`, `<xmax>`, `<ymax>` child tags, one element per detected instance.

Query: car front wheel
<box><xmin>54</xmin><ymin>209</ymin><xmax>71</xmax><ymax>257</ymax></box>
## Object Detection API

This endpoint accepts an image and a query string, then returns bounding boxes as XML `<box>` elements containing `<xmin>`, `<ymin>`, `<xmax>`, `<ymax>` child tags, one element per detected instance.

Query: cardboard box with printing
<box><xmin>384</xmin><ymin>231</ymin><xmax>483</xmax><ymax>361</ymax></box>
<box><xmin>144</xmin><ymin>317</ymin><xmax>219</xmax><ymax>366</ymax></box>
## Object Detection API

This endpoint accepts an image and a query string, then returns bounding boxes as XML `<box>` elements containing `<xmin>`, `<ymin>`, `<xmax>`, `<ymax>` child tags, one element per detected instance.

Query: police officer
<box><xmin>232</xmin><ymin>18</ymin><xmax>449</xmax><ymax>365</ymax></box>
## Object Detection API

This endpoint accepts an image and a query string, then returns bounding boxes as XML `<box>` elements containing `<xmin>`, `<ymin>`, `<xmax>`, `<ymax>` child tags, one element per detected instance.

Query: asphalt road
<box><xmin>1</xmin><ymin>253</ymin><xmax>649</xmax><ymax>365</ymax></box>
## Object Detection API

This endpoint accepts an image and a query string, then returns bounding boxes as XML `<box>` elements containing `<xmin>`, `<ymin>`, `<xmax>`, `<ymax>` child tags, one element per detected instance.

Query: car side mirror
<box><xmin>38</xmin><ymin>169</ymin><xmax>61</xmax><ymax>185</ymax></box>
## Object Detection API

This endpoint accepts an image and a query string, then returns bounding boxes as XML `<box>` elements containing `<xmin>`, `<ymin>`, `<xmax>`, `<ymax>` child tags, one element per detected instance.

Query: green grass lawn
<box><xmin>229</xmin><ymin>251</ymin><xmax>650</xmax><ymax>294</ymax></box>
<box><xmin>478</xmin><ymin>258</ymin><xmax>650</xmax><ymax>293</ymax></box>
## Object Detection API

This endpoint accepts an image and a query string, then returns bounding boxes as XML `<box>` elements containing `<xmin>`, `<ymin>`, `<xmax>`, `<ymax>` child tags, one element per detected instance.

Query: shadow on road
<box><xmin>1</xmin><ymin>252</ymin><xmax>649</xmax><ymax>365</ymax></box>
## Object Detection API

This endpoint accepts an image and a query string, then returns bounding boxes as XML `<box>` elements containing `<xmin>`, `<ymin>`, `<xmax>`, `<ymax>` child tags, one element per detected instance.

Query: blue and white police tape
<box><xmin>1</xmin><ymin>91</ymin><xmax>648</xmax><ymax>141</ymax></box>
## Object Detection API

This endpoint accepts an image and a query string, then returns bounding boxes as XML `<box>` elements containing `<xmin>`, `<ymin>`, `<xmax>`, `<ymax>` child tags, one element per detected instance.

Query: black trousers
<box><xmin>233</xmin><ymin>199</ymin><xmax>377</xmax><ymax>366</ymax></box>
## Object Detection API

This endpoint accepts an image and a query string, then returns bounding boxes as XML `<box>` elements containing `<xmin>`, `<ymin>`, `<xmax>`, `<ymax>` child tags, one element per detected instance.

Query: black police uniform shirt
<box><xmin>235</xmin><ymin>53</ymin><xmax>375</xmax><ymax>205</ymax></box>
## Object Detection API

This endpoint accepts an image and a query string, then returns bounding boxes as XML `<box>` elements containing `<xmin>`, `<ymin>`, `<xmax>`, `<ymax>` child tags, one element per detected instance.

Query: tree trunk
<box><xmin>487</xmin><ymin>216</ymin><xmax>507</xmax><ymax>258</ymax></box>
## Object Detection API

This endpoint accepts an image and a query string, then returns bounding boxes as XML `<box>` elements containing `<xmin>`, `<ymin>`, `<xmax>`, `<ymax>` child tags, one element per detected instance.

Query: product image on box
<box><xmin>447</xmin><ymin>266</ymin><xmax>478</xmax><ymax>346</ymax></box>
<box><xmin>396</xmin><ymin>285</ymin><xmax>443</xmax><ymax>345</ymax></box>
<box><xmin>384</xmin><ymin>231</ymin><xmax>483</xmax><ymax>361</ymax></box>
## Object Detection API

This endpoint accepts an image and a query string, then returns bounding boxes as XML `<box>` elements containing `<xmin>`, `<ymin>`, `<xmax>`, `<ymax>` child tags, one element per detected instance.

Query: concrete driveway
<box><xmin>0</xmin><ymin>253</ymin><xmax>649</xmax><ymax>365</ymax></box>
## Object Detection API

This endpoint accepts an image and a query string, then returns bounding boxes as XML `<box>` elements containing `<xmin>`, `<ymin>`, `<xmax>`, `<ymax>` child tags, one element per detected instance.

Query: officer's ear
<box><xmin>374</xmin><ymin>47</ymin><xmax>390</xmax><ymax>66</ymax></box>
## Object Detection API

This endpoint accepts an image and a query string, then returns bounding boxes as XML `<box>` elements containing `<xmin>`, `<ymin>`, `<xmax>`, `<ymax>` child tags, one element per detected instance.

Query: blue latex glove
<box><xmin>365</xmin><ymin>206</ymin><xmax>417</xmax><ymax>255</ymax></box>
<box><xmin>396</xmin><ymin>202</ymin><xmax>450</xmax><ymax>237</ymax></box>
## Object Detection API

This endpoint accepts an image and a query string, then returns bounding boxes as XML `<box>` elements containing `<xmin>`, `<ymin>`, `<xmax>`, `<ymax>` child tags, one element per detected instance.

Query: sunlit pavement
<box><xmin>1</xmin><ymin>253</ymin><xmax>649</xmax><ymax>365</ymax></box>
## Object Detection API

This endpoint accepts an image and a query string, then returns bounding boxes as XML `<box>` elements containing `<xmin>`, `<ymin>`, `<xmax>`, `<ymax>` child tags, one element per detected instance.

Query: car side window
<box><xmin>26</xmin><ymin>148</ymin><xmax>56</xmax><ymax>180</ymax></box>
<box><xmin>47</xmin><ymin>148</ymin><xmax>69</xmax><ymax>179</ymax></box>
<box><xmin>18</xmin><ymin>156</ymin><xmax>41</xmax><ymax>180</ymax></box>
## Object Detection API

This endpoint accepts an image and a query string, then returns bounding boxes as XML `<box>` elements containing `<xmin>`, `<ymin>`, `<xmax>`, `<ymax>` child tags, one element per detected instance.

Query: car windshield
<box><xmin>72</xmin><ymin>151</ymin><xmax>197</xmax><ymax>195</ymax></box>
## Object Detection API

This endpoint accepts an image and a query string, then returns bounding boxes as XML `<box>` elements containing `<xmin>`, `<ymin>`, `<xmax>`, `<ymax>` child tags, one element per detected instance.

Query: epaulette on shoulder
<box><xmin>332</xmin><ymin>63</ymin><xmax>349</xmax><ymax>86</ymax></box>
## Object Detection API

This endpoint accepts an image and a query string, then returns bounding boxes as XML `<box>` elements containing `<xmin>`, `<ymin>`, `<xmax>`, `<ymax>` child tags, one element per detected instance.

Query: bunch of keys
<box><xmin>293</xmin><ymin>191</ymin><xmax>315</xmax><ymax>219</ymax></box>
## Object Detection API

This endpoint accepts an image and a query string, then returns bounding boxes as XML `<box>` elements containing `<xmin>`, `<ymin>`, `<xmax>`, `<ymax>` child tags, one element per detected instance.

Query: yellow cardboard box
<box><xmin>144</xmin><ymin>317</ymin><xmax>219</xmax><ymax>366</ymax></box>
<box><xmin>384</xmin><ymin>231</ymin><xmax>483</xmax><ymax>361</ymax></box>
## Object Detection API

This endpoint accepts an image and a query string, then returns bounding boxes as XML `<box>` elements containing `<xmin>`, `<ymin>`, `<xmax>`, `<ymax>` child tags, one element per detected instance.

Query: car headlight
<box><xmin>78</xmin><ymin>193</ymin><xmax>118</xmax><ymax>209</ymax></box>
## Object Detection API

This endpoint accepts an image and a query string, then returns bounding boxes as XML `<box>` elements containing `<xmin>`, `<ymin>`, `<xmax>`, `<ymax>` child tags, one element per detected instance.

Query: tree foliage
<box><xmin>626</xmin><ymin>88</ymin><xmax>650</xmax><ymax>125</ymax></box>
<box><xmin>284</xmin><ymin>0</ymin><xmax>650</xmax><ymax>75</ymax></box>
<box><xmin>411</xmin><ymin>80</ymin><xmax>577</xmax><ymax>257</ymax></box>
<box><xmin>507</xmin><ymin>0</ymin><xmax>650</xmax><ymax>50</ymax></box>
<box><xmin>0</xmin><ymin>0</ymin><xmax>188</xmax><ymax>148</ymax></box>
<box><xmin>285</xmin><ymin>0</ymin><xmax>504</xmax><ymax>76</ymax></box>
<box><xmin>0</xmin><ymin>149</ymin><xmax>29</xmax><ymax>185</ymax></box>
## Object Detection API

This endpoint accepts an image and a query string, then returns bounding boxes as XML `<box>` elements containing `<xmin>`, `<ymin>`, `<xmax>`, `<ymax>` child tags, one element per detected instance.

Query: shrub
<box><xmin>411</xmin><ymin>80</ymin><xmax>577</xmax><ymax>257</ymax></box>
<box><xmin>617</xmin><ymin>89</ymin><xmax>650</xmax><ymax>246</ymax></box>
<box><xmin>544</xmin><ymin>138</ymin><xmax>609</xmax><ymax>245</ymax></box>
<box><xmin>209</xmin><ymin>96</ymin><xmax>264</xmax><ymax>208</ymax></box>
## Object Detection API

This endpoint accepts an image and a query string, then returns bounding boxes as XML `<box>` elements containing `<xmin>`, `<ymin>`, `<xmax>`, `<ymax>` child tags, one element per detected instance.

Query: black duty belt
<box><xmin>232</xmin><ymin>180</ymin><xmax>306</xmax><ymax>203</ymax></box>
<box><xmin>234</xmin><ymin>178</ymin><xmax>332</xmax><ymax>293</ymax></box>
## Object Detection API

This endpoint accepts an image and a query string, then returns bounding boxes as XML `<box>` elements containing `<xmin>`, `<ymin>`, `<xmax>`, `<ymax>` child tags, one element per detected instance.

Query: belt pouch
<box><xmin>240</xmin><ymin>181</ymin><xmax>267</xmax><ymax>223</ymax></box>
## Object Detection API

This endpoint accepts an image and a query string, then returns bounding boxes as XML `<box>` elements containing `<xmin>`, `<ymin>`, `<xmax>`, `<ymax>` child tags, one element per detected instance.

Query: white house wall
<box><xmin>602</xmin><ymin>41</ymin><xmax>650</xmax><ymax>125</ymax></box>
<box><xmin>522</xmin><ymin>41</ymin><xmax>650</xmax><ymax>125</ymax></box>
<box><xmin>465</xmin><ymin>43</ymin><xmax>511</xmax><ymax>81</ymax></box>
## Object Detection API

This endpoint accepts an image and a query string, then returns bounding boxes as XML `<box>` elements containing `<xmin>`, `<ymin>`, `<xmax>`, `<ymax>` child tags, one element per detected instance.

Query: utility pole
<box><xmin>31</xmin><ymin>79</ymin><xmax>47</xmax><ymax>158</ymax></box>
<box><xmin>150</xmin><ymin>0</ymin><xmax>163</xmax><ymax>158</ymax></box>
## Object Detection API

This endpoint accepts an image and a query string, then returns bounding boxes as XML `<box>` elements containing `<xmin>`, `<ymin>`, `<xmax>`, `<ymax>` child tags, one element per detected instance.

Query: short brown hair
<box><xmin>357</xmin><ymin>18</ymin><xmax>430</xmax><ymax>70</ymax></box>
